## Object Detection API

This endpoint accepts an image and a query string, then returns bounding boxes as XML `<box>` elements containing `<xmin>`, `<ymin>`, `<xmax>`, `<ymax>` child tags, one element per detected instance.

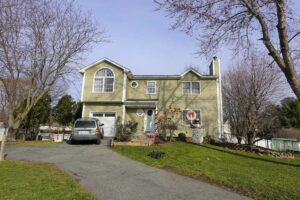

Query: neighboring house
<box><xmin>80</xmin><ymin>57</ymin><xmax>223</xmax><ymax>138</ymax></box>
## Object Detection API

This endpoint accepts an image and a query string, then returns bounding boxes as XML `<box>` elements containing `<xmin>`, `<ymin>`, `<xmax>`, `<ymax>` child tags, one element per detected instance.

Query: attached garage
<box><xmin>90</xmin><ymin>112</ymin><xmax>116</xmax><ymax>137</ymax></box>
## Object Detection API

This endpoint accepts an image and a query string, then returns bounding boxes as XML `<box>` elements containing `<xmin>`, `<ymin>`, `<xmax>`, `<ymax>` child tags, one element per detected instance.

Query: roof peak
<box><xmin>79</xmin><ymin>57</ymin><xmax>131</xmax><ymax>74</ymax></box>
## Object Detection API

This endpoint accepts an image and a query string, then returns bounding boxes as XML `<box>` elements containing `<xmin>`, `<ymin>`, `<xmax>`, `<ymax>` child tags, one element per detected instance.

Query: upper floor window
<box><xmin>147</xmin><ymin>81</ymin><xmax>156</xmax><ymax>94</ymax></box>
<box><xmin>182</xmin><ymin>81</ymin><xmax>200</xmax><ymax>94</ymax></box>
<box><xmin>94</xmin><ymin>68</ymin><xmax>114</xmax><ymax>93</ymax></box>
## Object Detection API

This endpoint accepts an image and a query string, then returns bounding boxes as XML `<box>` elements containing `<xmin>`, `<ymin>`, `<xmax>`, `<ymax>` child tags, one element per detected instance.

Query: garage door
<box><xmin>90</xmin><ymin>112</ymin><xmax>116</xmax><ymax>137</ymax></box>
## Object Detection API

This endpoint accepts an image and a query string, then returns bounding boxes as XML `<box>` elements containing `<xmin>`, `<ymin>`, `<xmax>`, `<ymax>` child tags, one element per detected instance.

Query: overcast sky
<box><xmin>69</xmin><ymin>0</ymin><xmax>296</xmax><ymax>100</ymax></box>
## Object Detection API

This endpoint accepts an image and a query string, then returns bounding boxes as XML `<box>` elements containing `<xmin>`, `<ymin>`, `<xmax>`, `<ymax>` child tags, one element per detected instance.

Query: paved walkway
<box><xmin>5</xmin><ymin>142</ymin><xmax>251</xmax><ymax>200</ymax></box>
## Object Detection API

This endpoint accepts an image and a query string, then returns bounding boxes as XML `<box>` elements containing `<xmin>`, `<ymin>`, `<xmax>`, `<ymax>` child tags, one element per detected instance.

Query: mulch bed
<box><xmin>148</xmin><ymin>151</ymin><xmax>166</xmax><ymax>159</ymax></box>
<box><xmin>213</xmin><ymin>142</ymin><xmax>294</xmax><ymax>158</ymax></box>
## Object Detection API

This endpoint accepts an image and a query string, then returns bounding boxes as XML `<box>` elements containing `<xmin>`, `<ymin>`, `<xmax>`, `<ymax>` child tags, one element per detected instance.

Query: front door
<box><xmin>144</xmin><ymin>109</ymin><xmax>155</xmax><ymax>132</ymax></box>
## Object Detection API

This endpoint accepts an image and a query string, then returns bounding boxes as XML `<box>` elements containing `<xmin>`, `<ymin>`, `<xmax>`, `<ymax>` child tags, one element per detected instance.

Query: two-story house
<box><xmin>80</xmin><ymin>57</ymin><xmax>223</xmax><ymax>139</ymax></box>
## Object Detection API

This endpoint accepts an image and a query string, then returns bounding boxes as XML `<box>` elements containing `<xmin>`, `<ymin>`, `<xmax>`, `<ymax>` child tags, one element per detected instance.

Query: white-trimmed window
<box><xmin>182</xmin><ymin>110</ymin><xmax>201</xmax><ymax>125</ymax></box>
<box><xmin>147</xmin><ymin>81</ymin><xmax>156</xmax><ymax>94</ymax></box>
<box><xmin>182</xmin><ymin>81</ymin><xmax>200</xmax><ymax>94</ymax></box>
<box><xmin>94</xmin><ymin>68</ymin><xmax>114</xmax><ymax>93</ymax></box>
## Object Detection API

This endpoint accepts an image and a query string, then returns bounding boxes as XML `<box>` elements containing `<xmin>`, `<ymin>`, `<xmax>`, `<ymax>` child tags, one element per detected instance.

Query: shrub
<box><xmin>156</xmin><ymin>106</ymin><xmax>181</xmax><ymax>141</ymax></box>
<box><xmin>114</xmin><ymin>133</ymin><xmax>131</xmax><ymax>142</ymax></box>
<box><xmin>177</xmin><ymin>133</ymin><xmax>186</xmax><ymax>142</ymax></box>
<box><xmin>114</xmin><ymin>119</ymin><xmax>138</xmax><ymax>142</ymax></box>
<box><xmin>123</xmin><ymin>121</ymin><xmax>138</xmax><ymax>134</ymax></box>
<box><xmin>154</xmin><ymin>135</ymin><xmax>167</xmax><ymax>144</ymax></box>
<box><xmin>203</xmin><ymin>135</ymin><xmax>216</xmax><ymax>144</ymax></box>
<box><xmin>116</xmin><ymin>118</ymin><xmax>138</xmax><ymax>135</ymax></box>
<box><xmin>115</xmin><ymin>116</ymin><xmax>122</xmax><ymax>134</ymax></box>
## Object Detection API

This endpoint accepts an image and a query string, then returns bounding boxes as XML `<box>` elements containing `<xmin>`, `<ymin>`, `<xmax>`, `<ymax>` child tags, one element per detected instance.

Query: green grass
<box><xmin>7</xmin><ymin>140</ymin><xmax>62</xmax><ymax>146</ymax></box>
<box><xmin>0</xmin><ymin>160</ymin><xmax>95</xmax><ymax>200</ymax></box>
<box><xmin>113</xmin><ymin>142</ymin><xmax>300</xmax><ymax>200</ymax></box>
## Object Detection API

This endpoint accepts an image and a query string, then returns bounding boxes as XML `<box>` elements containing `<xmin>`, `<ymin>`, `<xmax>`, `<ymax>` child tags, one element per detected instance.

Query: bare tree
<box><xmin>0</xmin><ymin>83</ymin><xmax>7</xmax><ymax>114</ymax></box>
<box><xmin>0</xmin><ymin>0</ymin><xmax>106</xmax><ymax>138</ymax></box>
<box><xmin>223</xmin><ymin>55</ymin><xmax>283</xmax><ymax>144</ymax></box>
<box><xmin>0</xmin><ymin>83</ymin><xmax>8</xmax><ymax>161</ymax></box>
<box><xmin>155</xmin><ymin>0</ymin><xmax>300</xmax><ymax>101</ymax></box>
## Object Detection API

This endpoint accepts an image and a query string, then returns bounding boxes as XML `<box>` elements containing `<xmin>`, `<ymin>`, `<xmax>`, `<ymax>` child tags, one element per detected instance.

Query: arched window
<box><xmin>93</xmin><ymin>68</ymin><xmax>114</xmax><ymax>93</ymax></box>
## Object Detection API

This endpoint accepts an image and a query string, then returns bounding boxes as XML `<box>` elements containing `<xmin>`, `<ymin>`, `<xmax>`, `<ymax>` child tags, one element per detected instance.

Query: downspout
<box><xmin>80</xmin><ymin>73</ymin><xmax>85</xmax><ymax>102</ymax></box>
<box><xmin>82</xmin><ymin>104</ymin><xmax>85</xmax><ymax>118</ymax></box>
<box><xmin>81</xmin><ymin>72</ymin><xmax>86</xmax><ymax>118</ymax></box>
<box><xmin>122</xmin><ymin>71</ymin><xmax>127</xmax><ymax>125</ymax></box>
<box><xmin>215</xmin><ymin>58</ymin><xmax>224</xmax><ymax>138</ymax></box>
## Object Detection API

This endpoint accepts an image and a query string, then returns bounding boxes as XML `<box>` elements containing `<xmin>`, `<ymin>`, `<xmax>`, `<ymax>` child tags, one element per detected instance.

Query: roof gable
<box><xmin>79</xmin><ymin>57</ymin><xmax>130</xmax><ymax>74</ymax></box>
<box><xmin>180</xmin><ymin>69</ymin><xmax>203</xmax><ymax>78</ymax></box>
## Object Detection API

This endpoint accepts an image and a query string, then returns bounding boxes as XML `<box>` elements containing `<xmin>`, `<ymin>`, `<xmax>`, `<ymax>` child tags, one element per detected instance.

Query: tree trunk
<box><xmin>25</xmin><ymin>127</ymin><xmax>28</xmax><ymax>140</ymax></box>
<box><xmin>0</xmin><ymin>128</ymin><xmax>7</xmax><ymax>161</ymax></box>
<box><xmin>36</xmin><ymin>133</ymin><xmax>39</xmax><ymax>141</ymax></box>
<box><xmin>281</xmin><ymin>68</ymin><xmax>300</xmax><ymax>101</ymax></box>
<box><xmin>62</xmin><ymin>125</ymin><xmax>65</xmax><ymax>142</ymax></box>
<box><xmin>0</xmin><ymin>136</ymin><xmax>6</xmax><ymax>161</ymax></box>
<box><xmin>7</xmin><ymin>109</ymin><xmax>21</xmax><ymax>139</ymax></box>
<box><xmin>35</xmin><ymin>126</ymin><xmax>39</xmax><ymax>141</ymax></box>
<box><xmin>274</xmin><ymin>0</ymin><xmax>300</xmax><ymax>101</ymax></box>
<box><xmin>161</xmin><ymin>129</ymin><xmax>167</xmax><ymax>140</ymax></box>
<box><xmin>246</xmin><ymin>133</ymin><xmax>255</xmax><ymax>145</ymax></box>
<box><xmin>237</xmin><ymin>136</ymin><xmax>242</xmax><ymax>144</ymax></box>
<box><xmin>169</xmin><ymin>130</ymin><xmax>173</xmax><ymax>141</ymax></box>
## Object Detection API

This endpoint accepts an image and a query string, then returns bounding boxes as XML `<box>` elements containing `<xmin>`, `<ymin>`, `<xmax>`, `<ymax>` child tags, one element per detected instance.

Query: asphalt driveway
<box><xmin>5</xmin><ymin>141</ymin><xmax>250</xmax><ymax>200</ymax></box>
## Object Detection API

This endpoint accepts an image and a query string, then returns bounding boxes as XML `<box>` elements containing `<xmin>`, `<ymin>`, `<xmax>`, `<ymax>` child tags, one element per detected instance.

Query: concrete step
<box><xmin>101</xmin><ymin>137</ymin><xmax>113</xmax><ymax>146</ymax></box>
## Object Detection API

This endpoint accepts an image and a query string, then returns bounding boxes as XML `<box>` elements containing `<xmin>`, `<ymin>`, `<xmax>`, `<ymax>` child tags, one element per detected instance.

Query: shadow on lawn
<box><xmin>189</xmin><ymin>142</ymin><xmax>300</xmax><ymax>168</ymax></box>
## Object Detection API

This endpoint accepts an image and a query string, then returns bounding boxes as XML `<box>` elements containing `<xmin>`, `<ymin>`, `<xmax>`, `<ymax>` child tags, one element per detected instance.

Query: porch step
<box><xmin>101</xmin><ymin>137</ymin><xmax>113</xmax><ymax>146</ymax></box>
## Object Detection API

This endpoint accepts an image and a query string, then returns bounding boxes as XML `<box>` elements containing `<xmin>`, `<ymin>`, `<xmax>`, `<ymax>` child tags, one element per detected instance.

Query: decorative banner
<box><xmin>186</xmin><ymin>110</ymin><xmax>196</xmax><ymax>120</ymax></box>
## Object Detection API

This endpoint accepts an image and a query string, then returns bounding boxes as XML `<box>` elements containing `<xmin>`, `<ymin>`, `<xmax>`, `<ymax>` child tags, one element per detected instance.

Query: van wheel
<box><xmin>96</xmin><ymin>139</ymin><xmax>101</xmax><ymax>145</ymax></box>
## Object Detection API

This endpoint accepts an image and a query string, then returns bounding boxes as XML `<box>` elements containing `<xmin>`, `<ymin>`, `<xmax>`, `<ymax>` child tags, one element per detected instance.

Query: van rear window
<box><xmin>74</xmin><ymin>121</ymin><xmax>96</xmax><ymax>128</ymax></box>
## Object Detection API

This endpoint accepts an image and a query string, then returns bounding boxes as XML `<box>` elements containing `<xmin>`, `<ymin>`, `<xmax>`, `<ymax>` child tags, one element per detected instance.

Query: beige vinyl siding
<box><xmin>82</xmin><ymin>62</ymin><xmax>220</xmax><ymax>137</ymax></box>
<box><xmin>124</xmin><ymin>71</ymin><xmax>219</xmax><ymax>136</ymax></box>
<box><xmin>82</xmin><ymin>61</ymin><xmax>124</xmax><ymax>102</ymax></box>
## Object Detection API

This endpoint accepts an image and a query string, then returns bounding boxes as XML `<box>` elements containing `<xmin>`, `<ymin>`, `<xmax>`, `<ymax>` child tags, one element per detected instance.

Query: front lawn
<box><xmin>0</xmin><ymin>161</ymin><xmax>95</xmax><ymax>200</ymax></box>
<box><xmin>7</xmin><ymin>140</ymin><xmax>62</xmax><ymax>146</ymax></box>
<box><xmin>113</xmin><ymin>142</ymin><xmax>300</xmax><ymax>200</ymax></box>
